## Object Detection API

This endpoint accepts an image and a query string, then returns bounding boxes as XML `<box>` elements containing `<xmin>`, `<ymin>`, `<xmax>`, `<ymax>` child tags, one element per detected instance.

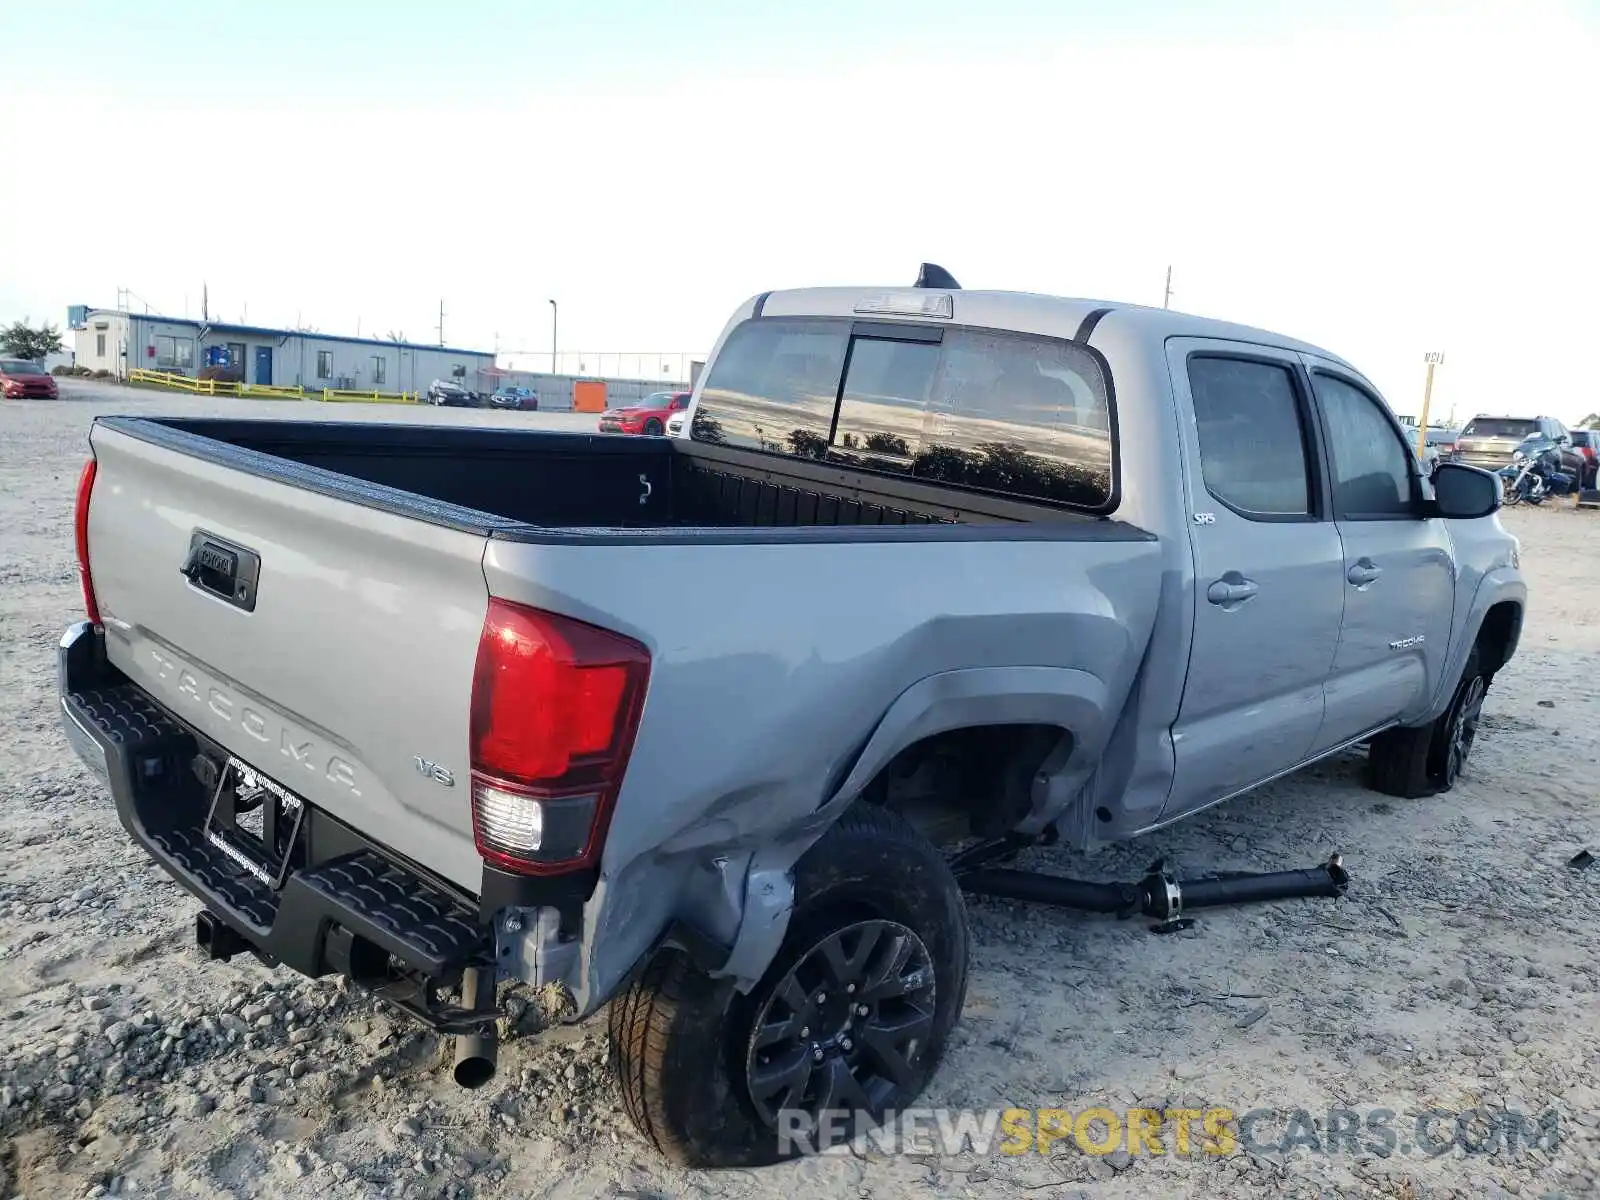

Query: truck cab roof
<box><xmin>751</xmin><ymin>285</ymin><xmax>1358</xmax><ymax>374</ymax></box>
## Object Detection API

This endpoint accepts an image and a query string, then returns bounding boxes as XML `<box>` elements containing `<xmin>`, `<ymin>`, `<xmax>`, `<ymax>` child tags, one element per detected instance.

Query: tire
<box><xmin>607</xmin><ymin>804</ymin><xmax>969</xmax><ymax>1168</ymax></box>
<box><xmin>643</xmin><ymin>418</ymin><xmax>665</xmax><ymax>436</ymax></box>
<box><xmin>1366</xmin><ymin>645</ymin><xmax>1491</xmax><ymax>799</ymax></box>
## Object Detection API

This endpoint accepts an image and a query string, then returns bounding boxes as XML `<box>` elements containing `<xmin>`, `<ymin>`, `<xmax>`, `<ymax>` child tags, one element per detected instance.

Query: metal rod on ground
<box><xmin>961</xmin><ymin>854</ymin><xmax>1349</xmax><ymax>924</ymax></box>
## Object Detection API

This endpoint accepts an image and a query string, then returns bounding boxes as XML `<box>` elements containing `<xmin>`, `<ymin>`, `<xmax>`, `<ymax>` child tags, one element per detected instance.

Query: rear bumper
<box><xmin>57</xmin><ymin>621</ymin><xmax>593</xmax><ymax>1023</ymax></box>
<box><xmin>1455</xmin><ymin>452</ymin><xmax>1513</xmax><ymax>470</ymax></box>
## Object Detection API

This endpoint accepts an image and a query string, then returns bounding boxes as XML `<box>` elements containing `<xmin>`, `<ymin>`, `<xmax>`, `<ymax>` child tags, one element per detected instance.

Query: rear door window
<box><xmin>692</xmin><ymin>317</ymin><xmax>1116</xmax><ymax>510</ymax></box>
<box><xmin>1186</xmin><ymin>356</ymin><xmax>1315</xmax><ymax>518</ymax></box>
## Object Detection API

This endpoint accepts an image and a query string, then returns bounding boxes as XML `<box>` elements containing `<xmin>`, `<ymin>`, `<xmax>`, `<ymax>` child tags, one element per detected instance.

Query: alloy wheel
<box><xmin>743</xmin><ymin>918</ymin><xmax>935</xmax><ymax>1133</ymax></box>
<box><xmin>1445</xmin><ymin>674</ymin><xmax>1487</xmax><ymax>785</ymax></box>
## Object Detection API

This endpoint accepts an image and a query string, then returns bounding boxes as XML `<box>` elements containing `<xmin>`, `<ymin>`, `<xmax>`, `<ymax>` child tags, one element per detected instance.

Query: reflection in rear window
<box><xmin>1461</xmin><ymin>418</ymin><xmax>1537</xmax><ymax>438</ymax></box>
<box><xmin>692</xmin><ymin>317</ymin><xmax>1115</xmax><ymax>510</ymax></box>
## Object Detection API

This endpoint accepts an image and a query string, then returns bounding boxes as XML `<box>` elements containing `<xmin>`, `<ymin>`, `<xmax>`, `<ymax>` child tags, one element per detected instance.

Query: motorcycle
<box><xmin>1497</xmin><ymin>434</ymin><xmax>1575</xmax><ymax>506</ymax></box>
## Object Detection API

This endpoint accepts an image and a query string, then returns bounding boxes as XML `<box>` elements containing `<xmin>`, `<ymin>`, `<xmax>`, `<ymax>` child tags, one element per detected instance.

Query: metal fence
<box><xmin>497</xmin><ymin>351</ymin><xmax>706</xmax><ymax>382</ymax></box>
<box><xmin>476</xmin><ymin>369</ymin><xmax>688</xmax><ymax>411</ymax></box>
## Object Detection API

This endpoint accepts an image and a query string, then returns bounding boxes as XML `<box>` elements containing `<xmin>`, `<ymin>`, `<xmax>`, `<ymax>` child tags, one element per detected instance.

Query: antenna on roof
<box><xmin>914</xmin><ymin>262</ymin><xmax>962</xmax><ymax>290</ymax></box>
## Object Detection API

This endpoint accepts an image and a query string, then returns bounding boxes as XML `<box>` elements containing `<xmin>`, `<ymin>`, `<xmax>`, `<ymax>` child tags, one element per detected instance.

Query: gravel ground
<box><xmin>2</xmin><ymin>380</ymin><xmax>1597</xmax><ymax>1199</ymax></box>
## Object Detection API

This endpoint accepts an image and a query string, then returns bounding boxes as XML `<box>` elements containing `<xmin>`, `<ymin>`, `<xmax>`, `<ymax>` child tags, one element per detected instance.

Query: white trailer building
<box><xmin>69</xmin><ymin>308</ymin><xmax>494</xmax><ymax>394</ymax></box>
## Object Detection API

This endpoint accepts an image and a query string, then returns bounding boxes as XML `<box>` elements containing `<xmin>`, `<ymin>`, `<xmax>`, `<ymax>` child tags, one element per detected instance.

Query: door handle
<box><xmin>1206</xmin><ymin>574</ymin><xmax>1259</xmax><ymax>606</ymax></box>
<box><xmin>1347</xmin><ymin>560</ymin><xmax>1382</xmax><ymax>587</ymax></box>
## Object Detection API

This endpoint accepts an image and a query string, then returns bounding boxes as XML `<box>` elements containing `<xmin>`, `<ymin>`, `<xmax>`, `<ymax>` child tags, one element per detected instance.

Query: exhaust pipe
<box><xmin>451</xmin><ymin>966</ymin><xmax>498</xmax><ymax>1089</ymax></box>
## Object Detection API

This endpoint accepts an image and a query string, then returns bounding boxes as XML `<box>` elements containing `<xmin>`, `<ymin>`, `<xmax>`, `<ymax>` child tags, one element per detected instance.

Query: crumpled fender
<box><xmin>702</xmin><ymin>666</ymin><xmax>1109</xmax><ymax>991</ymax></box>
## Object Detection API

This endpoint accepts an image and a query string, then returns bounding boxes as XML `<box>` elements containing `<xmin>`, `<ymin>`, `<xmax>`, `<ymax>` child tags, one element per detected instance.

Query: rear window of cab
<box><xmin>690</xmin><ymin>317</ymin><xmax>1115</xmax><ymax>511</ymax></box>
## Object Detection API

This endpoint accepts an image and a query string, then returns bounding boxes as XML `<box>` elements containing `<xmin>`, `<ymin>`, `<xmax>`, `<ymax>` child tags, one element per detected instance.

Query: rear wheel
<box><xmin>1366</xmin><ymin>646</ymin><xmax>1490</xmax><ymax>798</ymax></box>
<box><xmin>607</xmin><ymin>805</ymin><xmax>968</xmax><ymax>1168</ymax></box>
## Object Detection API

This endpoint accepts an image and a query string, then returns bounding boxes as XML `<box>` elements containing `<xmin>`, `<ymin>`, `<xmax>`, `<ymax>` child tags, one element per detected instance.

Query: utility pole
<box><xmin>202</xmin><ymin>283</ymin><xmax>209</xmax><ymax>323</ymax></box>
<box><xmin>548</xmin><ymin>299</ymin><xmax>558</xmax><ymax>375</ymax></box>
<box><xmin>1418</xmin><ymin>352</ymin><xmax>1444</xmax><ymax>460</ymax></box>
<box><xmin>437</xmin><ymin>299</ymin><xmax>446</xmax><ymax>347</ymax></box>
<box><xmin>1163</xmin><ymin>265</ymin><xmax>1174</xmax><ymax>309</ymax></box>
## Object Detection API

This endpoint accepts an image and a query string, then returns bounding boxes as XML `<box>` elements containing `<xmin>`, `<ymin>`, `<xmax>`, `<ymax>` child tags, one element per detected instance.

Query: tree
<box><xmin>0</xmin><ymin>319</ymin><xmax>65</xmax><ymax>362</ymax></box>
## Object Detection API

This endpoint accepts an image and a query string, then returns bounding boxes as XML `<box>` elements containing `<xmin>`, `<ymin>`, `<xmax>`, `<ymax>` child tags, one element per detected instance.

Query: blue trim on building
<box><xmin>87</xmin><ymin>309</ymin><xmax>493</xmax><ymax>358</ymax></box>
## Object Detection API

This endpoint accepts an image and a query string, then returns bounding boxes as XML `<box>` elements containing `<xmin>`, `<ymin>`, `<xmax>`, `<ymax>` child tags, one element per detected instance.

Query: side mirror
<box><xmin>1429</xmin><ymin>462</ymin><xmax>1500</xmax><ymax>520</ymax></box>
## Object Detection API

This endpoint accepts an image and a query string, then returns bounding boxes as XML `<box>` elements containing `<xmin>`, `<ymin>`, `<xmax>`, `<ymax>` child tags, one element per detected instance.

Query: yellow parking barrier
<box><xmin>130</xmin><ymin>370</ymin><xmax>422</xmax><ymax>404</ymax></box>
<box><xmin>238</xmin><ymin>383</ymin><xmax>306</xmax><ymax>401</ymax></box>
<box><xmin>129</xmin><ymin>369</ymin><xmax>280</xmax><ymax>398</ymax></box>
<box><xmin>128</xmin><ymin>368</ymin><xmax>213</xmax><ymax>393</ymax></box>
<box><xmin>320</xmin><ymin>389</ymin><xmax>419</xmax><ymax>404</ymax></box>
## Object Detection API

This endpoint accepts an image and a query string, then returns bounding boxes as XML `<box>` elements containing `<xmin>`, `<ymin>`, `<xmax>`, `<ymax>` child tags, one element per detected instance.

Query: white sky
<box><xmin>3</xmin><ymin>0</ymin><xmax>1596</xmax><ymax>424</ymax></box>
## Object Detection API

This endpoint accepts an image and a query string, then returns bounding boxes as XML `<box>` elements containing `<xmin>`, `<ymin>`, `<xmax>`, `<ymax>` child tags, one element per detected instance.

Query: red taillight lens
<box><xmin>74</xmin><ymin>457</ymin><xmax>100</xmax><ymax>625</ymax></box>
<box><xmin>469</xmin><ymin>599</ymin><xmax>649</xmax><ymax>875</ymax></box>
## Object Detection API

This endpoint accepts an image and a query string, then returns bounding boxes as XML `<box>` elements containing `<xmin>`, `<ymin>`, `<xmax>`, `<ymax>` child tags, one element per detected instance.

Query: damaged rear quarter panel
<box><xmin>481</xmin><ymin>532</ymin><xmax>1163</xmax><ymax>1012</ymax></box>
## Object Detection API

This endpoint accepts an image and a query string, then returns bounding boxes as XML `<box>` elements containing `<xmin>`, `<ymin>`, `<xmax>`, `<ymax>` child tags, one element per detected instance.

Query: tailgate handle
<box><xmin>180</xmin><ymin>530</ymin><xmax>261</xmax><ymax>612</ymax></box>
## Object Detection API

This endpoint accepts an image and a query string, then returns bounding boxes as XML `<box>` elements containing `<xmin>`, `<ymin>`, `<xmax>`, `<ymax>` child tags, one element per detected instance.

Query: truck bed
<box><xmin>103</xmin><ymin>416</ymin><xmax>1135</xmax><ymax>538</ymax></box>
<box><xmin>76</xmin><ymin>411</ymin><xmax>1161</xmax><ymax>915</ymax></box>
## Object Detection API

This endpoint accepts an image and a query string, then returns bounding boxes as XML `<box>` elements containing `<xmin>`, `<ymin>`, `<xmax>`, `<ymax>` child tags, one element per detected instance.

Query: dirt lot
<box><xmin>2</xmin><ymin>381</ymin><xmax>1597</xmax><ymax>1199</ymax></box>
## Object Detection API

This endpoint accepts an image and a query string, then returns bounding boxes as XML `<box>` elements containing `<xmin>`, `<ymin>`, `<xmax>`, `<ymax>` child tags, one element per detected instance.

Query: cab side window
<box><xmin>1312</xmin><ymin>373</ymin><xmax>1416</xmax><ymax>519</ymax></box>
<box><xmin>1187</xmin><ymin>356</ymin><xmax>1314</xmax><ymax>519</ymax></box>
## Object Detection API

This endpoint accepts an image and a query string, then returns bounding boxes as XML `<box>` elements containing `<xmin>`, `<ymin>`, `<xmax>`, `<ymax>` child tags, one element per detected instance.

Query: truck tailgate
<box><xmin>85</xmin><ymin>423</ymin><xmax>490</xmax><ymax>890</ymax></box>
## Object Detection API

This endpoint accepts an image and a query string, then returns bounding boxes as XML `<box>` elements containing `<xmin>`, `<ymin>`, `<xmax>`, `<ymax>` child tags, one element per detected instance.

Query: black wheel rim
<box><xmin>743</xmin><ymin>918</ymin><xmax>935</xmax><ymax>1132</ymax></box>
<box><xmin>1446</xmin><ymin>674</ymin><xmax>1487</xmax><ymax>785</ymax></box>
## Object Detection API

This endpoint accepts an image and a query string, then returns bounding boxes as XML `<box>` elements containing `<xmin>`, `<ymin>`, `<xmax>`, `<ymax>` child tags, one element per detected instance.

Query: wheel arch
<box><xmin>1475</xmin><ymin>598</ymin><xmax>1522</xmax><ymax>676</ymax></box>
<box><xmin>670</xmin><ymin>666</ymin><xmax>1110</xmax><ymax>996</ymax></box>
<box><xmin>1420</xmin><ymin>570</ymin><xmax>1525</xmax><ymax>724</ymax></box>
<box><xmin>826</xmin><ymin>665</ymin><xmax>1109</xmax><ymax>810</ymax></box>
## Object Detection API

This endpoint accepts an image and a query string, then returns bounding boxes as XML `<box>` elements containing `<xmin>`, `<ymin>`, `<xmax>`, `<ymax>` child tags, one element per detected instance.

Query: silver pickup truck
<box><xmin>58</xmin><ymin>268</ymin><xmax>1524</xmax><ymax>1167</ymax></box>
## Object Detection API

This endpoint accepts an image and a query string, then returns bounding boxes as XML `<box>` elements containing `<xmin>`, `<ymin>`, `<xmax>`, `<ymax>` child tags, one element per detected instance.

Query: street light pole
<box><xmin>1418</xmin><ymin>352</ymin><xmax>1444</xmax><ymax>460</ymax></box>
<box><xmin>548</xmin><ymin>300</ymin><xmax>558</xmax><ymax>375</ymax></box>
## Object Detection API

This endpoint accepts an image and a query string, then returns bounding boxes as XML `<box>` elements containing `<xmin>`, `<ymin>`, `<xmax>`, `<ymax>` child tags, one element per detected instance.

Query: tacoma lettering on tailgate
<box><xmin>147</xmin><ymin>647</ymin><xmax>363</xmax><ymax>796</ymax></box>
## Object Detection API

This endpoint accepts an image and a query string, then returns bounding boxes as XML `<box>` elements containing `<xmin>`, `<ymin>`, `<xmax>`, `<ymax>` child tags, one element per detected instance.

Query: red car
<box><xmin>0</xmin><ymin>358</ymin><xmax>59</xmax><ymax>399</ymax></box>
<box><xmin>597</xmin><ymin>390</ymin><xmax>690</xmax><ymax>436</ymax></box>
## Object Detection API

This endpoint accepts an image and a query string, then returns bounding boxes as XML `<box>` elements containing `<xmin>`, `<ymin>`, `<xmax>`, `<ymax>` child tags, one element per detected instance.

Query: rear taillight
<box><xmin>468</xmin><ymin>598</ymin><xmax>649</xmax><ymax>875</ymax></box>
<box><xmin>74</xmin><ymin>457</ymin><xmax>100</xmax><ymax>625</ymax></box>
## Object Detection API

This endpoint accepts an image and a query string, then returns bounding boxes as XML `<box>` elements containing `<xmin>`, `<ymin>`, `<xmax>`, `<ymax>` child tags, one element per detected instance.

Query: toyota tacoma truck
<box><xmin>58</xmin><ymin>266</ymin><xmax>1524</xmax><ymax>1167</ymax></box>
